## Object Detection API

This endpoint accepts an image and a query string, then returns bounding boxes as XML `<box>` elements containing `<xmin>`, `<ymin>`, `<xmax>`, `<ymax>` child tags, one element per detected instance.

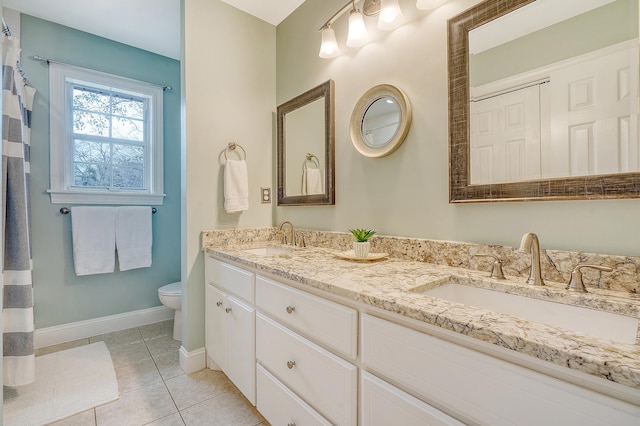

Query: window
<box><xmin>49</xmin><ymin>63</ymin><xmax>164</xmax><ymax>204</ymax></box>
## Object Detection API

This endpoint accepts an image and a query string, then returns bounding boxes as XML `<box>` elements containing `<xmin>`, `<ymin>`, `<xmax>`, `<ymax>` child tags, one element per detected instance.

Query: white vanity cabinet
<box><xmin>361</xmin><ymin>314</ymin><xmax>640</xmax><ymax>426</ymax></box>
<box><xmin>205</xmin><ymin>256</ymin><xmax>256</xmax><ymax>405</ymax></box>
<box><xmin>361</xmin><ymin>371</ymin><xmax>464</xmax><ymax>426</ymax></box>
<box><xmin>255</xmin><ymin>275</ymin><xmax>358</xmax><ymax>426</ymax></box>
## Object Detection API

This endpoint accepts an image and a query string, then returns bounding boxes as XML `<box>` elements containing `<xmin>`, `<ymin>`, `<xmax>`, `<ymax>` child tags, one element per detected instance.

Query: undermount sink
<box><xmin>242</xmin><ymin>247</ymin><xmax>290</xmax><ymax>256</ymax></box>
<box><xmin>412</xmin><ymin>278</ymin><xmax>639</xmax><ymax>344</ymax></box>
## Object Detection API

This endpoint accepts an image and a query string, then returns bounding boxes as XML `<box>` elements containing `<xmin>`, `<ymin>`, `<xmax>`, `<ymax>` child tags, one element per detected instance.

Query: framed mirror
<box><xmin>449</xmin><ymin>0</ymin><xmax>640</xmax><ymax>202</ymax></box>
<box><xmin>277</xmin><ymin>80</ymin><xmax>335</xmax><ymax>206</ymax></box>
<box><xmin>350</xmin><ymin>84</ymin><xmax>412</xmax><ymax>158</ymax></box>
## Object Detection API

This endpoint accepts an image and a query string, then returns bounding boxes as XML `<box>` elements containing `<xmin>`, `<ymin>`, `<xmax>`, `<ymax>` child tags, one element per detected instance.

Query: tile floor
<box><xmin>34</xmin><ymin>320</ymin><xmax>267</xmax><ymax>426</ymax></box>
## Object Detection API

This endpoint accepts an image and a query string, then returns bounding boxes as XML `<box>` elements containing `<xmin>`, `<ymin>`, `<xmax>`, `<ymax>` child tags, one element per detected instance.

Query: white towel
<box><xmin>115</xmin><ymin>206</ymin><xmax>153</xmax><ymax>271</ymax></box>
<box><xmin>224</xmin><ymin>159</ymin><xmax>249</xmax><ymax>213</ymax></box>
<box><xmin>71</xmin><ymin>207</ymin><xmax>116</xmax><ymax>276</ymax></box>
<box><xmin>302</xmin><ymin>168</ymin><xmax>323</xmax><ymax>195</ymax></box>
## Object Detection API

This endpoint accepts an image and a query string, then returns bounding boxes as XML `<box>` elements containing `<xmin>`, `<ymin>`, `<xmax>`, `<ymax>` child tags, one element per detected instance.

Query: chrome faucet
<box><xmin>278</xmin><ymin>221</ymin><xmax>295</xmax><ymax>246</ymax></box>
<box><xmin>518</xmin><ymin>232</ymin><xmax>545</xmax><ymax>286</ymax></box>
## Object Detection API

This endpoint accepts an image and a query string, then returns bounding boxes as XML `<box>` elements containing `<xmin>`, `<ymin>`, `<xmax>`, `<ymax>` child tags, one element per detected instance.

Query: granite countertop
<box><xmin>204</xmin><ymin>241</ymin><xmax>640</xmax><ymax>393</ymax></box>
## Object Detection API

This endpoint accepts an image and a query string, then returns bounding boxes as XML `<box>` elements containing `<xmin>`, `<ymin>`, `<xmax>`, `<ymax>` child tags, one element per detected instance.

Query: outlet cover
<box><xmin>261</xmin><ymin>187</ymin><xmax>271</xmax><ymax>204</ymax></box>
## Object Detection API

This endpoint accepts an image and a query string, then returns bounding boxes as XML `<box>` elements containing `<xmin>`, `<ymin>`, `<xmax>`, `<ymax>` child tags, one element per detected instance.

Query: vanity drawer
<box><xmin>257</xmin><ymin>364</ymin><xmax>331</xmax><ymax>426</ymax></box>
<box><xmin>256</xmin><ymin>312</ymin><xmax>357</xmax><ymax>426</ymax></box>
<box><xmin>361</xmin><ymin>314</ymin><xmax>640</xmax><ymax>426</ymax></box>
<box><xmin>256</xmin><ymin>275</ymin><xmax>357</xmax><ymax>359</ymax></box>
<box><xmin>205</xmin><ymin>255</ymin><xmax>255</xmax><ymax>302</ymax></box>
<box><xmin>361</xmin><ymin>371</ymin><xmax>464</xmax><ymax>426</ymax></box>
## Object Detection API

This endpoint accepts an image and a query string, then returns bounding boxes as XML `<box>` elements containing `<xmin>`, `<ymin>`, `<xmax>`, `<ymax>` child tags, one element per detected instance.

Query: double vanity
<box><xmin>202</xmin><ymin>228</ymin><xmax>640</xmax><ymax>425</ymax></box>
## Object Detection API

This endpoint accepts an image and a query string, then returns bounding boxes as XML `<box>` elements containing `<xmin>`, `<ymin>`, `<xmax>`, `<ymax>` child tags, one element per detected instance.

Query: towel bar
<box><xmin>60</xmin><ymin>207</ymin><xmax>157</xmax><ymax>215</ymax></box>
<box><xmin>220</xmin><ymin>141</ymin><xmax>247</xmax><ymax>163</ymax></box>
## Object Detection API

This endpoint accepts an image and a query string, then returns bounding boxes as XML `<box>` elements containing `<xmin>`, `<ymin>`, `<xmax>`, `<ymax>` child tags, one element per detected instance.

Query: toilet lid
<box><xmin>159</xmin><ymin>282</ymin><xmax>181</xmax><ymax>295</ymax></box>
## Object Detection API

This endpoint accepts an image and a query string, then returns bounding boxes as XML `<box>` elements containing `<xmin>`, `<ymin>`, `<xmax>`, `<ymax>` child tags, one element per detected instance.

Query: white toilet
<box><xmin>158</xmin><ymin>282</ymin><xmax>182</xmax><ymax>341</ymax></box>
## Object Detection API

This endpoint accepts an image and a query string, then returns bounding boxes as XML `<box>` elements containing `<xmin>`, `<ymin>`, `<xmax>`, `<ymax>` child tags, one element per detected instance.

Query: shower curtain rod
<box><xmin>31</xmin><ymin>55</ymin><xmax>173</xmax><ymax>91</ymax></box>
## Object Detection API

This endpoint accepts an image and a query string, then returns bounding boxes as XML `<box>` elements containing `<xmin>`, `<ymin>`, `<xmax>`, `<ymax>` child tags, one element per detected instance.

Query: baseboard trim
<box><xmin>35</xmin><ymin>306</ymin><xmax>174</xmax><ymax>349</ymax></box>
<box><xmin>180</xmin><ymin>346</ymin><xmax>206</xmax><ymax>374</ymax></box>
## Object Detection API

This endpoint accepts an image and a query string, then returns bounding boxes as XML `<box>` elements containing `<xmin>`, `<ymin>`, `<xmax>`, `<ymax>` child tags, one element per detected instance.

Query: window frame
<box><xmin>48</xmin><ymin>63</ymin><xmax>165</xmax><ymax>205</ymax></box>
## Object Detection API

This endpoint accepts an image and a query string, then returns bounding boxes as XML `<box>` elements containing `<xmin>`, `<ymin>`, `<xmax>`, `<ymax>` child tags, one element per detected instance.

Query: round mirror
<box><xmin>350</xmin><ymin>84</ymin><xmax>411</xmax><ymax>157</ymax></box>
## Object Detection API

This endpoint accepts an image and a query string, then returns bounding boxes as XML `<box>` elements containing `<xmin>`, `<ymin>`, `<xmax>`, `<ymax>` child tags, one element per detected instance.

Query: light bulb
<box><xmin>416</xmin><ymin>0</ymin><xmax>447</xmax><ymax>10</ymax></box>
<box><xmin>377</xmin><ymin>0</ymin><xmax>405</xmax><ymax>31</ymax></box>
<box><xmin>318</xmin><ymin>26</ymin><xmax>341</xmax><ymax>58</ymax></box>
<box><xmin>347</xmin><ymin>9</ymin><xmax>369</xmax><ymax>48</ymax></box>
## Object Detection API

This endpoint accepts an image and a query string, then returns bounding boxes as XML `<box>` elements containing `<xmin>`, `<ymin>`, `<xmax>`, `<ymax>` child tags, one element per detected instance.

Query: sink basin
<box><xmin>242</xmin><ymin>247</ymin><xmax>290</xmax><ymax>256</ymax></box>
<box><xmin>414</xmin><ymin>279</ymin><xmax>638</xmax><ymax>344</ymax></box>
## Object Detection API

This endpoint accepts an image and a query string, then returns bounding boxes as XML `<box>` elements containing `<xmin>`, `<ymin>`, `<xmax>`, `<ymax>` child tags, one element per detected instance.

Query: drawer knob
<box><xmin>287</xmin><ymin>360</ymin><xmax>296</xmax><ymax>369</ymax></box>
<box><xmin>225</xmin><ymin>307</ymin><xmax>232</xmax><ymax>313</ymax></box>
<box><xmin>286</xmin><ymin>306</ymin><xmax>296</xmax><ymax>314</ymax></box>
<box><xmin>288</xmin><ymin>423</ymin><xmax>296</xmax><ymax>426</ymax></box>
<box><xmin>216</xmin><ymin>301</ymin><xmax>222</xmax><ymax>307</ymax></box>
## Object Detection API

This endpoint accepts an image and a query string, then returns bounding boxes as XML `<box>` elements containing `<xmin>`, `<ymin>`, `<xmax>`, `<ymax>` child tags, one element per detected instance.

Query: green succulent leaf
<box><xmin>349</xmin><ymin>228</ymin><xmax>377</xmax><ymax>242</ymax></box>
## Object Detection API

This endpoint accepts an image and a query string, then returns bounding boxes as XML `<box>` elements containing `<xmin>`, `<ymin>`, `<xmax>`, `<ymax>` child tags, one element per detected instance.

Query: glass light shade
<box><xmin>416</xmin><ymin>0</ymin><xmax>447</xmax><ymax>10</ymax></box>
<box><xmin>319</xmin><ymin>27</ymin><xmax>341</xmax><ymax>58</ymax></box>
<box><xmin>377</xmin><ymin>0</ymin><xmax>405</xmax><ymax>30</ymax></box>
<box><xmin>347</xmin><ymin>10</ymin><xmax>369</xmax><ymax>47</ymax></box>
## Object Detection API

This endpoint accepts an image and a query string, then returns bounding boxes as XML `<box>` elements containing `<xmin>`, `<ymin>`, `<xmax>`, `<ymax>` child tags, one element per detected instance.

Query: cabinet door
<box><xmin>205</xmin><ymin>284</ymin><xmax>227</xmax><ymax>372</ymax></box>
<box><xmin>226</xmin><ymin>295</ymin><xmax>256</xmax><ymax>405</ymax></box>
<box><xmin>257</xmin><ymin>364</ymin><xmax>331</xmax><ymax>426</ymax></box>
<box><xmin>256</xmin><ymin>276</ymin><xmax>358</xmax><ymax>359</ymax></box>
<box><xmin>206</xmin><ymin>255</ymin><xmax>255</xmax><ymax>302</ymax></box>
<box><xmin>361</xmin><ymin>314</ymin><xmax>640</xmax><ymax>425</ymax></box>
<box><xmin>257</xmin><ymin>313</ymin><xmax>357</xmax><ymax>426</ymax></box>
<box><xmin>361</xmin><ymin>371</ymin><xmax>463</xmax><ymax>426</ymax></box>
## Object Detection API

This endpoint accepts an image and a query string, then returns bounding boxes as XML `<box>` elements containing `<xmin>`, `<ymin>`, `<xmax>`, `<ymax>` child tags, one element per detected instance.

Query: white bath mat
<box><xmin>3</xmin><ymin>341</ymin><xmax>119</xmax><ymax>426</ymax></box>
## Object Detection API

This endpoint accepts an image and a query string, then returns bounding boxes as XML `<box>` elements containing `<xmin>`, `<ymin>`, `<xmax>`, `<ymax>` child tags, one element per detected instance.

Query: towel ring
<box><xmin>302</xmin><ymin>153</ymin><xmax>320</xmax><ymax>171</ymax></box>
<box><xmin>221</xmin><ymin>142</ymin><xmax>247</xmax><ymax>162</ymax></box>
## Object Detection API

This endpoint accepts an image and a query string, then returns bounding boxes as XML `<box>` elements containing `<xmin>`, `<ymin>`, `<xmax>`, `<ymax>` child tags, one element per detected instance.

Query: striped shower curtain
<box><xmin>2</xmin><ymin>36</ymin><xmax>36</xmax><ymax>386</ymax></box>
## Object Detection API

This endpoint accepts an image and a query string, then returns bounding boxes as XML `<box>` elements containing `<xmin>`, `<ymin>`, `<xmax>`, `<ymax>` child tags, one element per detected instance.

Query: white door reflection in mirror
<box><xmin>470</xmin><ymin>39</ymin><xmax>639</xmax><ymax>184</ymax></box>
<box><xmin>470</xmin><ymin>85</ymin><xmax>542</xmax><ymax>185</ymax></box>
<box><xmin>469</xmin><ymin>0</ymin><xmax>638</xmax><ymax>184</ymax></box>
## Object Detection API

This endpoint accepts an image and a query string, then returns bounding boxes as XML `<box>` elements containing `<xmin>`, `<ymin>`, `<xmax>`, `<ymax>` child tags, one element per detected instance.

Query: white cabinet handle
<box><xmin>225</xmin><ymin>307</ymin><xmax>232</xmax><ymax>313</ymax></box>
<box><xmin>287</xmin><ymin>360</ymin><xmax>296</xmax><ymax>369</ymax></box>
<box><xmin>286</xmin><ymin>306</ymin><xmax>296</xmax><ymax>314</ymax></box>
<box><xmin>216</xmin><ymin>301</ymin><xmax>222</xmax><ymax>307</ymax></box>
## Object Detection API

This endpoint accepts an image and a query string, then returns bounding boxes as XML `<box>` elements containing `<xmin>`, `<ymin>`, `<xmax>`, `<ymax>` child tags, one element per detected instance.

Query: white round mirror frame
<box><xmin>349</xmin><ymin>84</ymin><xmax>412</xmax><ymax>158</ymax></box>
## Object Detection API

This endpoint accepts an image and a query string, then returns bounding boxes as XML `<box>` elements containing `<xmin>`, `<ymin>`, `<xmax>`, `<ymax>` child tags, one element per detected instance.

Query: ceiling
<box><xmin>4</xmin><ymin>0</ymin><xmax>306</xmax><ymax>60</ymax></box>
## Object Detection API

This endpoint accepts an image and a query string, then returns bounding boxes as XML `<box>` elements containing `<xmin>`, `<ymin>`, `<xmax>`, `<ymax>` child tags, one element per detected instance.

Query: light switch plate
<box><xmin>261</xmin><ymin>187</ymin><xmax>271</xmax><ymax>204</ymax></box>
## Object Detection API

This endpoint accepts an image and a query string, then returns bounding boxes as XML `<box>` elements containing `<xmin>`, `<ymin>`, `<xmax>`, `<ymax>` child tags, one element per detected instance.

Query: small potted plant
<box><xmin>349</xmin><ymin>228</ymin><xmax>376</xmax><ymax>258</ymax></box>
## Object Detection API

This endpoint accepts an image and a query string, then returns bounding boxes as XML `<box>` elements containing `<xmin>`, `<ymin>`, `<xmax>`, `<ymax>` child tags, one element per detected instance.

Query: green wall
<box><xmin>274</xmin><ymin>0</ymin><xmax>640</xmax><ymax>257</ymax></box>
<box><xmin>470</xmin><ymin>0</ymin><xmax>638</xmax><ymax>86</ymax></box>
<box><xmin>20</xmin><ymin>15</ymin><xmax>181</xmax><ymax>328</ymax></box>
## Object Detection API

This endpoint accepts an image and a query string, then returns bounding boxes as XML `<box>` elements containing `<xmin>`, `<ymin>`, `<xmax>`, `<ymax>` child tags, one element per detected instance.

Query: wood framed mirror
<box><xmin>350</xmin><ymin>84</ymin><xmax>412</xmax><ymax>158</ymax></box>
<box><xmin>277</xmin><ymin>80</ymin><xmax>335</xmax><ymax>206</ymax></box>
<box><xmin>449</xmin><ymin>0</ymin><xmax>640</xmax><ymax>202</ymax></box>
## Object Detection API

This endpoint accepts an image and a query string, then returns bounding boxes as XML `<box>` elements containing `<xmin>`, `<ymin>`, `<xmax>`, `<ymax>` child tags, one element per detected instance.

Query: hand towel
<box><xmin>224</xmin><ymin>159</ymin><xmax>249</xmax><ymax>213</ymax></box>
<box><xmin>302</xmin><ymin>167</ymin><xmax>323</xmax><ymax>195</ymax></box>
<box><xmin>71</xmin><ymin>207</ymin><xmax>116</xmax><ymax>276</ymax></box>
<box><xmin>115</xmin><ymin>206</ymin><xmax>153</xmax><ymax>271</ymax></box>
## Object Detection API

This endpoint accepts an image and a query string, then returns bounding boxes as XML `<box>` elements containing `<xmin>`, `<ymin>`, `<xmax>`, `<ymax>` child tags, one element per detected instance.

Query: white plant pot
<box><xmin>353</xmin><ymin>241</ymin><xmax>371</xmax><ymax>258</ymax></box>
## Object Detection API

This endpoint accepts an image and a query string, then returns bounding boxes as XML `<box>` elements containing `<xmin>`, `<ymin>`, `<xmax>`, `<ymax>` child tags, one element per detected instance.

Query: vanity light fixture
<box><xmin>347</xmin><ymin>5</ymin><xmax>369</xmax><ymax>47</ymax></box>
<box><xmin>319</xmin><ymin>25</ymin><xmax>341</xmax><ymax>58</ymax></box>
<box><xmin>377</xmin><ymin>0</ymin><xmax>405</xmax><ymax>30</ymax></box>
<box><xmin>319</xmin><ymin>0</ymin><xmax>449</xmax><ymax>59</ymax></box>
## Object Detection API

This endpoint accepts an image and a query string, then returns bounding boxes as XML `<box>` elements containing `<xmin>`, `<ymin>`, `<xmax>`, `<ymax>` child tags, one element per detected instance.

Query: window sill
<box><xmin>48</xmin><ymin>190</ymin><xmax>165</xmax><ymax>205</ymax></box>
